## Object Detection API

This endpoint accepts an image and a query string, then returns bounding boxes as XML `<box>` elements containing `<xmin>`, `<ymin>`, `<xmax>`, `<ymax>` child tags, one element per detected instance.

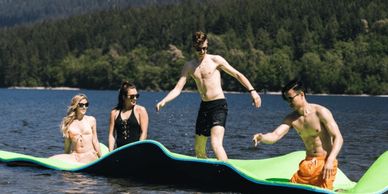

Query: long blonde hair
<box><xmin>61</xmin><ymin>94</ymin><xmax>88</xmax><ymax>138</ymax></box>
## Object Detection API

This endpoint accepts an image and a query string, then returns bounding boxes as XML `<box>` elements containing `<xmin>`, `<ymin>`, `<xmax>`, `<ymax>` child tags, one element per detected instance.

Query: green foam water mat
<box><xmin>0</xmin><ymin>140</ymin><xmax>387</xmax><ymax>193</ymax></box>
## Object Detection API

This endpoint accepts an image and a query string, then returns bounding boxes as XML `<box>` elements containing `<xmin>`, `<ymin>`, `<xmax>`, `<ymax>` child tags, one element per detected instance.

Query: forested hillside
<box><xmin>0</xmin><ymin>0</ymin><xmax>183</xmax><ymax>27</ymax></box>
<box><xmin>0</xmin><ymin>0</ymin><xmax>387</xmax><ymax>94</ymax></box>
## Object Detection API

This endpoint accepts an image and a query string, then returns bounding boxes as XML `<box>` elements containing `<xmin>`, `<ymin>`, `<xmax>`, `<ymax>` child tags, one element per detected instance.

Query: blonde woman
<box><xmin>51</xmin><ymin>94</ymin><xmax>102</xmax><ymax>164</ymax></box>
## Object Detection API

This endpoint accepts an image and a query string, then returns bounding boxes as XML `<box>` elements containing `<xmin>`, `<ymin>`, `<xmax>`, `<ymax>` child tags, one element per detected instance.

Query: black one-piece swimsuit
<box><xmin>114</xmin><ymin>108</ymin><xmax>141</xmax><ymax>148</ymax></box>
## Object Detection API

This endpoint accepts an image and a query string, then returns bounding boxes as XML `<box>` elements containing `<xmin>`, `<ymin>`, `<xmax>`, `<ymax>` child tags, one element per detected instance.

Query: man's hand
<box><xmin>251</xmin><ymin>91</ymin><xmax>261</xmax><ymax>108</ymax></box>
<box><xmin>323</xmin><ymin>158</ymin><xmax>335</xmax><ymax>179</ymax></box>
<box><xmin>155</xmin><ymin>101</ymin><xmax>166</xmax><ymax>112</ymax></box>
<box><xmin>252</xmin><ymin>133</ymin><xmax>263</xmax><ymax>147</ymax></box>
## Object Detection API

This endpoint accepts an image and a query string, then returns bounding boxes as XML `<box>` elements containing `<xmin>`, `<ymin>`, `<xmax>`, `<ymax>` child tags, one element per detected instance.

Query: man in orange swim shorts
<box><xmin>290</xmin><ymin>155</ymin><xmax>338</xmax><ymax>189</ymax></box>
<box><xmin>252</xmin><ymin>79</ymin><xmax>343</xmax><ymax>190</ymax></box>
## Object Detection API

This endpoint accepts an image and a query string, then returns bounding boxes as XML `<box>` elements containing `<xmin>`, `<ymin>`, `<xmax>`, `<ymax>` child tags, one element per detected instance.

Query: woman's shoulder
<box><xmin>110</xmin><ymin>107</ymin><xmax>119</xmax><ymax>113</ymax></box>
<box><xmin>85</xmin><ymin>115</ymin><xmax>96</xmax><ymax>122</ymax></box>
<box><xmin>135</xmin><ymin>105</ymin><xmax>147</xmax><ymax>113</ymax></box>
<box><xmin>110</xmin><ymin>108</ymin><xmax>119</xmax><ymax>114</ymax></box>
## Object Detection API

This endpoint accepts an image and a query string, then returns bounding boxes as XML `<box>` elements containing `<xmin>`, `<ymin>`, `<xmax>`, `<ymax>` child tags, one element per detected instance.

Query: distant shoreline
<box><xmin>224</xmin><ymin>91</ymin><xmax>388</xmax><ymax>97</ymax></box>
<box><xmin>8</xmin><ymin>86</ymin><xmax>80</xmax><ymax>91</ymax></box>
<box><xmin>254</xmin><ymin>91</ymin><xmax>388</xmax><ymax>97</ymax></box>
<box><xmin>6</xmin><ymin>87</ymin><xmax>387</xmax><ymax>97</ymax></box>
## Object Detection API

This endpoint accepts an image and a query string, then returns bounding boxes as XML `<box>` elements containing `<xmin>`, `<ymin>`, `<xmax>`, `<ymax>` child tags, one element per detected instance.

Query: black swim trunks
<box><xmin>195</xmin><ymin>99</ymin><xmax>228</xmax><ymax>137</ymax></box>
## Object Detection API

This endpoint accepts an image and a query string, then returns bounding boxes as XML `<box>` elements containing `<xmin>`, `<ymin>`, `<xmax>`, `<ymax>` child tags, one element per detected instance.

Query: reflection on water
<box><xmin>0</xmin><ymin>88</ymin><xmax>387</xmax><ymax>193</ymax></box>
<box><xmin>58</xmin><ymin>172</ymin><xmax>100</xmax><ymax>193</ymax></box>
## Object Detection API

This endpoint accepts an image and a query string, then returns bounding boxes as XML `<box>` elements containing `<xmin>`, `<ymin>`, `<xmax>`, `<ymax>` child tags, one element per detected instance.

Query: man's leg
<box><xmin>195</xmin><ymin>134</ymin><xmax>208</xmax><ymax>158</ymax></box>
<box><xmin>210</xmin><ymin>126</ymin><xmax>228</xmax><ymax>161</ymax></box>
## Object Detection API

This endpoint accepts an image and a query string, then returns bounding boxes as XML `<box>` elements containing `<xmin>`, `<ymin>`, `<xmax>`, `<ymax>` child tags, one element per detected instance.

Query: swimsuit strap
<box><xmin>128</xmin><ymin>106</ymin><xmax>139</xmax><ymax>125</ymax></box>
<box><xmin>129</xmin><ymin>105</ymin><xmax>135</xmax><ymax>117</ymax></box>
<box><xmin>115</xmin><ymin>109</ymin><xmax>122</xmax><ymax>122</ymax></box>
<box><xmin>118</xmin><ymin>106</ymin><xmax>135</xmax><ymax>121</ymax></box>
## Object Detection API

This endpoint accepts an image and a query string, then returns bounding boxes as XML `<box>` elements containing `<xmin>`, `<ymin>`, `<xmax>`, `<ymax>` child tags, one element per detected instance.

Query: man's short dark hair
<box><xmin>192</xmin><ymin>31</ymin><xmax>207</xmax><ymax>49</ymax></box>
<box><xmin>281</xmin><ymin>78</ymin><xmax>305</xmax><ymax>101</ymax></box>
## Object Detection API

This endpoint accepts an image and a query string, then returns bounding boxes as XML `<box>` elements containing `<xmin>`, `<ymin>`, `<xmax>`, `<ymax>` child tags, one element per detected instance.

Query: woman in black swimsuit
<box><xmin>108</xmin><ymin>81</ymin><xmax>149</xmax><ymax>151</ymax></box>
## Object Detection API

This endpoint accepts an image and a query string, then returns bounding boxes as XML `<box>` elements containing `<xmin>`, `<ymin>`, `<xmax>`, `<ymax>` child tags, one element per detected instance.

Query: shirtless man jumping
<box><xmin>156</xmin><ymin>31</ymin><xmax>261</xmax><ymax>161</ymax></box>
<box><xmin>252</xmin><ymin>79</ymin><xmax>343</xmax><ymax>190</ymax></box>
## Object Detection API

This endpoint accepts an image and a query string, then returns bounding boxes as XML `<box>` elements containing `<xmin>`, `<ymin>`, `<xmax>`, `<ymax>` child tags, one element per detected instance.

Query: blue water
<box><xmin>0</xmin><ymin>88</ymin><xmax>387</xmax><ymax>193</ymax></box>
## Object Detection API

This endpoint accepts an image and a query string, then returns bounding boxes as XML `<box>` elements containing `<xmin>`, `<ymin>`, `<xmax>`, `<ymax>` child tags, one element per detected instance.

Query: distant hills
<box><xmin>1</xmin><ymin>0</ymin><xmax>387</xmax><ymax>94</ymax></box>
<box><xmin>0</xmin><ymin>0</ymin><xmax>183</xmax><ymax>27</ymax></box>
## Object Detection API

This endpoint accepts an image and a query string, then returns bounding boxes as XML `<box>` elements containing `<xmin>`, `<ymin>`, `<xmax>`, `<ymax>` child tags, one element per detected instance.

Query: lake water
<box><xmin>0</xmin><ymin>88</ymin><xmax>387</xmax><ymax>193</ymax></box>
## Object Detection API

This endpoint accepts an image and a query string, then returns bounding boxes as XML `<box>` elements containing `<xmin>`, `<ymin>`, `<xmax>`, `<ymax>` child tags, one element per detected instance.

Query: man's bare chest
<box><xmin>192</xmin><ymin>61</ymin><xmax>219</xmax><ymax>79</ymax></box>
<box><xmin>292</xmin><ymin>115</ymin><xmax>322</xmax><ymax>137</ymax></box>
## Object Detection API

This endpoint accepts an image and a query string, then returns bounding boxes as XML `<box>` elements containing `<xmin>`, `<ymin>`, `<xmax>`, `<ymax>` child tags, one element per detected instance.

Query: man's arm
<box><xmin>215</xmin><ymin>55</ymin><xmax>261</xmax><ymax>108</ymax></box>
<box><xmin>156</xmin><ymin>63</ymin><xmax>190</xmax><ymax>111</ymax></box>
<box><xmin>252</xmin><ymin>123</ymin><xmax>291</xmax><ymax>146</ymax></box>
<box><xmin>318</xmin><ymin>106</ymin><xmax>343</xmax><ymax>179</ymax></box>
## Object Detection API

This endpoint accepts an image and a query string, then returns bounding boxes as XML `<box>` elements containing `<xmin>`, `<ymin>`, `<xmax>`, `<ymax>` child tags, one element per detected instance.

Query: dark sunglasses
<box><xmin>78</xmin><ymin>102</ymin><xmax>89</xmax><ymax>108</ymax></box>
<box><xmin>286</xmin><ymin>93</ymin><xmax>300</xmax><ymax>102</ymax></box>
<box><xmin>126</xmin><ymin>94</ymin><xmax>139</xmax><ymax>99</ymax></box>
<box><xmin>195</xmin><ymin>46</ymin><xmax>208</xmax><ymax>52</ymax></box>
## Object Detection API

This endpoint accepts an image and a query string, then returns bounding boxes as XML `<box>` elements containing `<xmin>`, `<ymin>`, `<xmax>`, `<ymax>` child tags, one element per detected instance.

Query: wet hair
<box><xmin>61</xmin><ymin>94</ymin><xmax>88</xmax><ymax>138</ymax></box>
<box><xmin>115</xmin><ymin>81</ymin><xmax>136</xmax><ymax>110</ymax></box>
<box><xmin>281</xmin><ymin>78</ymin><xmax>305</xmax><ymax>101</ymax></box>
<box><xmin>192</xmin><ymin>31</ymin><xmax>207</xmax><ymax>49</ymax></box>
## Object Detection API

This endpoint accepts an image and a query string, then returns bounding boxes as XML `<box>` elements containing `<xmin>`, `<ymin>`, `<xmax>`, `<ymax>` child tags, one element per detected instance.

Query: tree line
<box><xmin>0</xmin><ymin>0</ymin><xmax>184</xmax><ymax>27</ymax></box>
<box><xmin>0</xmin><ymin>0</ymin><xmax>387</xmax><ymax>94</ymax></box>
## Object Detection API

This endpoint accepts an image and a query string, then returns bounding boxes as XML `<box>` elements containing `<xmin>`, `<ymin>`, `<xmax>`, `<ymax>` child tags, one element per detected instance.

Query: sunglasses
<box><xmin>286</xmin><ymin>93</ymin><xmax>300</xmax><ymax>102</ymax></box>
<box><xmin>126</xmin><ymin>94</ymin><xmax>139</xmax><ymax>99</ymax></box>
<box><xmin>78</xmin><ymin>102</ymin><xmax>89</xmax><ymax>108</ymax></box>
<box><xmin>195</xmin><ymin>46</ymin><xmax>208</xmax><ymax>52</ymax></box>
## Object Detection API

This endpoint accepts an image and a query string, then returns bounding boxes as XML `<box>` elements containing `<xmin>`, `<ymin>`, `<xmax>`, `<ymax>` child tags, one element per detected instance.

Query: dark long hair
<box><xmin>115</xmin><ymin>81</ymin><xmax>136</xmax><ymax>110</ymax></box>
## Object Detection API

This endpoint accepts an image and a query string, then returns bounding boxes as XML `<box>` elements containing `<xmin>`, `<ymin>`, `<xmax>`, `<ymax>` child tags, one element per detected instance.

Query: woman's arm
<box><xmin>108</xmin><ymin>110</ymin><xmax>117</xmax><ymax>151</ymax></box>
<box><xmin>138</xmin><ymin>106</ymin><xmax>149</xmax><ymax>140</ymax></box>
<box><xmin>90</xmin><ymin>116</ymin><xmax>102</xmax><ymax>157</ymax></box>
<box><xmin>64</xmin><ymin>137</ymin><xmax>71</xmax><ymax>154</ymax></box>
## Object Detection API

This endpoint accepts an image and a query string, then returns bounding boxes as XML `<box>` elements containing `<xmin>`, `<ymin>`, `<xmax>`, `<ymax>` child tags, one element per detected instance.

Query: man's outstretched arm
<box><xmin>215</xmin><ymin>55</ymin><xmax>261</xmax><ymax>108</ymax></box>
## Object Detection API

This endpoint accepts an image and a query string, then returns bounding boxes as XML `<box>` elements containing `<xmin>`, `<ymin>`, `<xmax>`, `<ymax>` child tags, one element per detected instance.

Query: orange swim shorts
<box><xmin>290</xmin><ymin>155</ymin><xmax>338</xmax><ymax>190</ymax></box>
